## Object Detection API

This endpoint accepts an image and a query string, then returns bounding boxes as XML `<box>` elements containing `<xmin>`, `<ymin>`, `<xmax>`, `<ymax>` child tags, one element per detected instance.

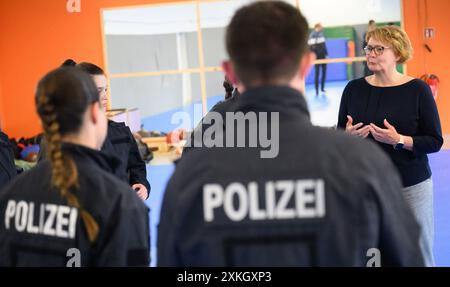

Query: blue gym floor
<box><xmin>142</xmin><ymin>80</ymin><xmax>450</xmax><ymax>266</ymax></box>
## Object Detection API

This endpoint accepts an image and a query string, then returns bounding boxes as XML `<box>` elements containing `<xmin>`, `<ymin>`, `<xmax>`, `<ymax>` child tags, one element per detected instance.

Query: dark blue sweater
<box><xmin>338</xmin><ymin>78</ymin><xmax>443</xmax><ymax>187</ymax></box>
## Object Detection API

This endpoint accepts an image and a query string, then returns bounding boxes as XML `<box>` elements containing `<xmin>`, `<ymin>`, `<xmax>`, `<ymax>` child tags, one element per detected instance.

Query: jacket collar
<box><xmin>233</xmin><ymin>85</ymin><xmax>311</xmax><ymax>122</ymax></box>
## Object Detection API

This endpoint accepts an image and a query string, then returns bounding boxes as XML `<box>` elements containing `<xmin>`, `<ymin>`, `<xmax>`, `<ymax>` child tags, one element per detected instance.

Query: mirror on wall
<box><xmin>102</xmin><ymin>0</ymin><xmax>402</xmax><ymax>131</ymax></box>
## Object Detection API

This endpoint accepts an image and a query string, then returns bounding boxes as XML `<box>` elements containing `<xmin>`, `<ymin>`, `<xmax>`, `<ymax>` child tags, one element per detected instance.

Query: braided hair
<box><xmin>35</xmin><ymin>67</ymin><xmax>101</xmax><ymax>243</ymax></box>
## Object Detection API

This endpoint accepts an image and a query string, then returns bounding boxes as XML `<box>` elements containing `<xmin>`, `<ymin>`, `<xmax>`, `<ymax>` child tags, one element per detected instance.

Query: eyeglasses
<box><xmin>363</xmin><ymin>45</ymin><xmax>390</xmax><ymax>56</ymax></box>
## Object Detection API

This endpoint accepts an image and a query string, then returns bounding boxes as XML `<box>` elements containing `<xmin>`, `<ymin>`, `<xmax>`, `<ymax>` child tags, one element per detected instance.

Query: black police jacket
<box><xmin>0</xmin><ymin>131</ymin><xmax>16</xmax><ymax>189</ymax></box>
<box><xmin>0</xmin><ymin>143</ymin><xmax>150</xmax><ymax>266</ymax></box>
<box><xmin>102</xmin><ymin>121</ymin><xmax>150</xmax><ymax>197</ymax></box>
<box><xmin>158</xmin><ymin>86</ymin><xmax>424</xmax><ymax>267</ymax></box>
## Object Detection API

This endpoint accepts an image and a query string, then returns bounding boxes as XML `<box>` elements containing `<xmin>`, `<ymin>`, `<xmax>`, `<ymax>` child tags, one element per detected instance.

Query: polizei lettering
<box><xmin>203</xmin><ymin>179</ymin><xmax>325</xmax><ymax>222</ymax></box>
<box><xmin>4</xmin><ymin>200</ymin><xmax>78</xmax><ymax>239</ymax></box>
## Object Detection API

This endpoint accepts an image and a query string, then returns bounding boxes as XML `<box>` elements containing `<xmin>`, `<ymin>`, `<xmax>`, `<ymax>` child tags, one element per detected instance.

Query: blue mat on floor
<box><xmin>429</xmin><ymin>150</ymin><xmax>450</xmax><ymax>266</ymax></box>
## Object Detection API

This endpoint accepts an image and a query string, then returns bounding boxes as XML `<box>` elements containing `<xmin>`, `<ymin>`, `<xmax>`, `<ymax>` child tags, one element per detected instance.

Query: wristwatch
<box><xmin>394</xmin><ymin>135</ymin><xmax>404</xmax><ymax>150</ymax></box>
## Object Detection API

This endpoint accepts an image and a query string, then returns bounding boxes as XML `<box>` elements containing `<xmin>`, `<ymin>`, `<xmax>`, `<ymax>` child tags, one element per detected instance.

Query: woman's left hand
<box><xmin>369</xmin><ymin>119</ymin><xmax>401</xmax><ymax>145</ymax></box>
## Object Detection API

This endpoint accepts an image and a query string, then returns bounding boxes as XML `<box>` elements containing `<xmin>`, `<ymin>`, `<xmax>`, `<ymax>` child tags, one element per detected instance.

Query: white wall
<box><xmin>299</xmin><ymin>0</ymin><xmax>401</xmax><ymax>27</ymax></box>
<box><xmin>103</xmin><ymin>3</ymin><xmax>198</xmax><ymax>35</ymax></box>
<box><xmin>104</xmin><ymin>0</ymin><xmax>400</xmax><ymax>35</ymax></box>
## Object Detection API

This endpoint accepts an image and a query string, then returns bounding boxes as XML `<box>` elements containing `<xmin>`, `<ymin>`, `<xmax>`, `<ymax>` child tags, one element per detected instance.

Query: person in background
<box><xmin>223</xmin><ymin>76</ymin><xmax>240</xmax><ymax>100</ymax></box>
<box><xmin>0</xmin><ymin>67</ymin><xmax>150</xmax><ymax>266</ymax></box>
<box><xmin>338</xmin><ymin>25</ymin><xmax>443</xmax><ymax>266</ymax></box>
<box><xmin>182</xmin><ymin>76</ymin><xmax>241</xmax><ymax>155</ymax></box>
<box><xmin>308</xmin><ymin>23</ymin><xmax>328</xmax><ymax>96</ymax></box>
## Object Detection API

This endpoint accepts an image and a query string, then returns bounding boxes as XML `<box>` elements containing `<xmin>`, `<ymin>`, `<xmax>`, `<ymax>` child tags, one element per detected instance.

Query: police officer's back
<box><xmin>157</xmin><ymin>1</ymin><xmax>424</xmax><ymax>267</ymax></box>
<box><xmin>0</xmin><ymin>68</ymin><xmax>149</xmax><ymax>266</ymax></box>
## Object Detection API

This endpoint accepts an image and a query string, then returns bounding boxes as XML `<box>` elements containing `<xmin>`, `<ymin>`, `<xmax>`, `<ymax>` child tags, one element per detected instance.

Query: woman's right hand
<box><xmin>345</xmin><ymin>115</ymin><xmax>371</xmax><ymax>138</ymax></box>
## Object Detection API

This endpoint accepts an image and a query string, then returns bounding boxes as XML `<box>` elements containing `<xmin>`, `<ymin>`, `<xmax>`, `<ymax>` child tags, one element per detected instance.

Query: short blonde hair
<box><xmin>366</xmin><ymin>25</ymin><xmax>413</xmax><ymax>64</ymax></box>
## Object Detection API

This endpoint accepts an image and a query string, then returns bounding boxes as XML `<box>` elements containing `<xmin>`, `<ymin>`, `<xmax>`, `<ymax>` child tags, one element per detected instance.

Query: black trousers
<box><xmin>314</xmin><ymin>63</ymin><xmax>327</xmax><ymax>94</ymax></box>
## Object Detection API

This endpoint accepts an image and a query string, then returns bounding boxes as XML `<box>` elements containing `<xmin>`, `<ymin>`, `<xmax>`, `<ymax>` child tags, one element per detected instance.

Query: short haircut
<box><xmin>366</xmin><ymin>25</ymin><xmax>413</xmax><ymax>64</ymax></box>
<box><xmin>226</xmin><ymin>1</ymin><xmax>309</xmax><ymax>87</ymax></box>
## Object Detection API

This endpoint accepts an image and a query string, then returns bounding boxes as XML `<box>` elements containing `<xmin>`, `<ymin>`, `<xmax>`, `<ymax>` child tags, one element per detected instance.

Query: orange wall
<box><xmin>403</xmin><ymin>0</ymin><xmax>450</xmax><ymax>134</ymax></box>
<box><xmin>0</xmin><ymin>76</ymin><xmax>3</xmax><ymax>130</ymax></box>
<box><xmin>0</xmin><ymin>8</ymin><xmax>5</xmax><ymax>131</ymax></box>
<box><xmin>0</xmin><ymin>0</ymin><xmax>449</xmax><ymax>138</ymax></box>
<box><xmin>0</xmin><ymin>0</ymin><xmax>176</xmax><ymax>138</ymax></box>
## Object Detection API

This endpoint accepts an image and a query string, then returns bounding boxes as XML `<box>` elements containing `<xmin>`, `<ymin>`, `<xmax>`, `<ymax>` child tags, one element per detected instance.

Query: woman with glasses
<box><xmin>337</xmin><ymin>25</ymin><xmax>443</xmax><ymax>266</ymax></box>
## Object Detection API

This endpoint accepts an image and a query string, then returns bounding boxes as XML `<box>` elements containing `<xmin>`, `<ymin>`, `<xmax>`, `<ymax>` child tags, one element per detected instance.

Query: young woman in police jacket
<box><xmin>63</xmin><ymin>60</ymin><xmax>150</xmax><ymax>200</ymax></box>
<box><xmin>0</xmin><ymin>67</ymin><xmax>150</xmax><ymax>266</ymax></box>
<box><xmin>38</xmin><ymin>60</ymin><xmax>151</xmax><ymax>200</ymax></box>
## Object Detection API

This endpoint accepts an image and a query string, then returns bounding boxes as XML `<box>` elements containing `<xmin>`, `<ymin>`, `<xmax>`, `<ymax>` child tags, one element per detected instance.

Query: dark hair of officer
<box><xmin>225</xmin><ymin>1</ymin><xmax>309</xmax><ymax>87</ymax></box>
<box><xmin>35</xmin><ymin>67</ymin><xmax>100</xmax><ymax>243</ymax></box>
<box><xmin>62</xmin><ymin>59</ymin><xmax>104</xmax><ymax>75</ymax></box>
<box><xmin>62</xmin><ymin>59</ymin><xmax>109</xmax><ymax>112</ymax></box>
<box><xmin>223</xmin><ymin>76</ymin><xmax>234</xmax><ymax>100</ymax></box>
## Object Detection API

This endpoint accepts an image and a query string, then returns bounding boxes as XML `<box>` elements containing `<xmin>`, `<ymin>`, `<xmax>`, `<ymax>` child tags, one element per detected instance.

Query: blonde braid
<box><xmin>37</xmin><ymin>90</ymin><xmax>99</xmax><ymax>243</ymax></box>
